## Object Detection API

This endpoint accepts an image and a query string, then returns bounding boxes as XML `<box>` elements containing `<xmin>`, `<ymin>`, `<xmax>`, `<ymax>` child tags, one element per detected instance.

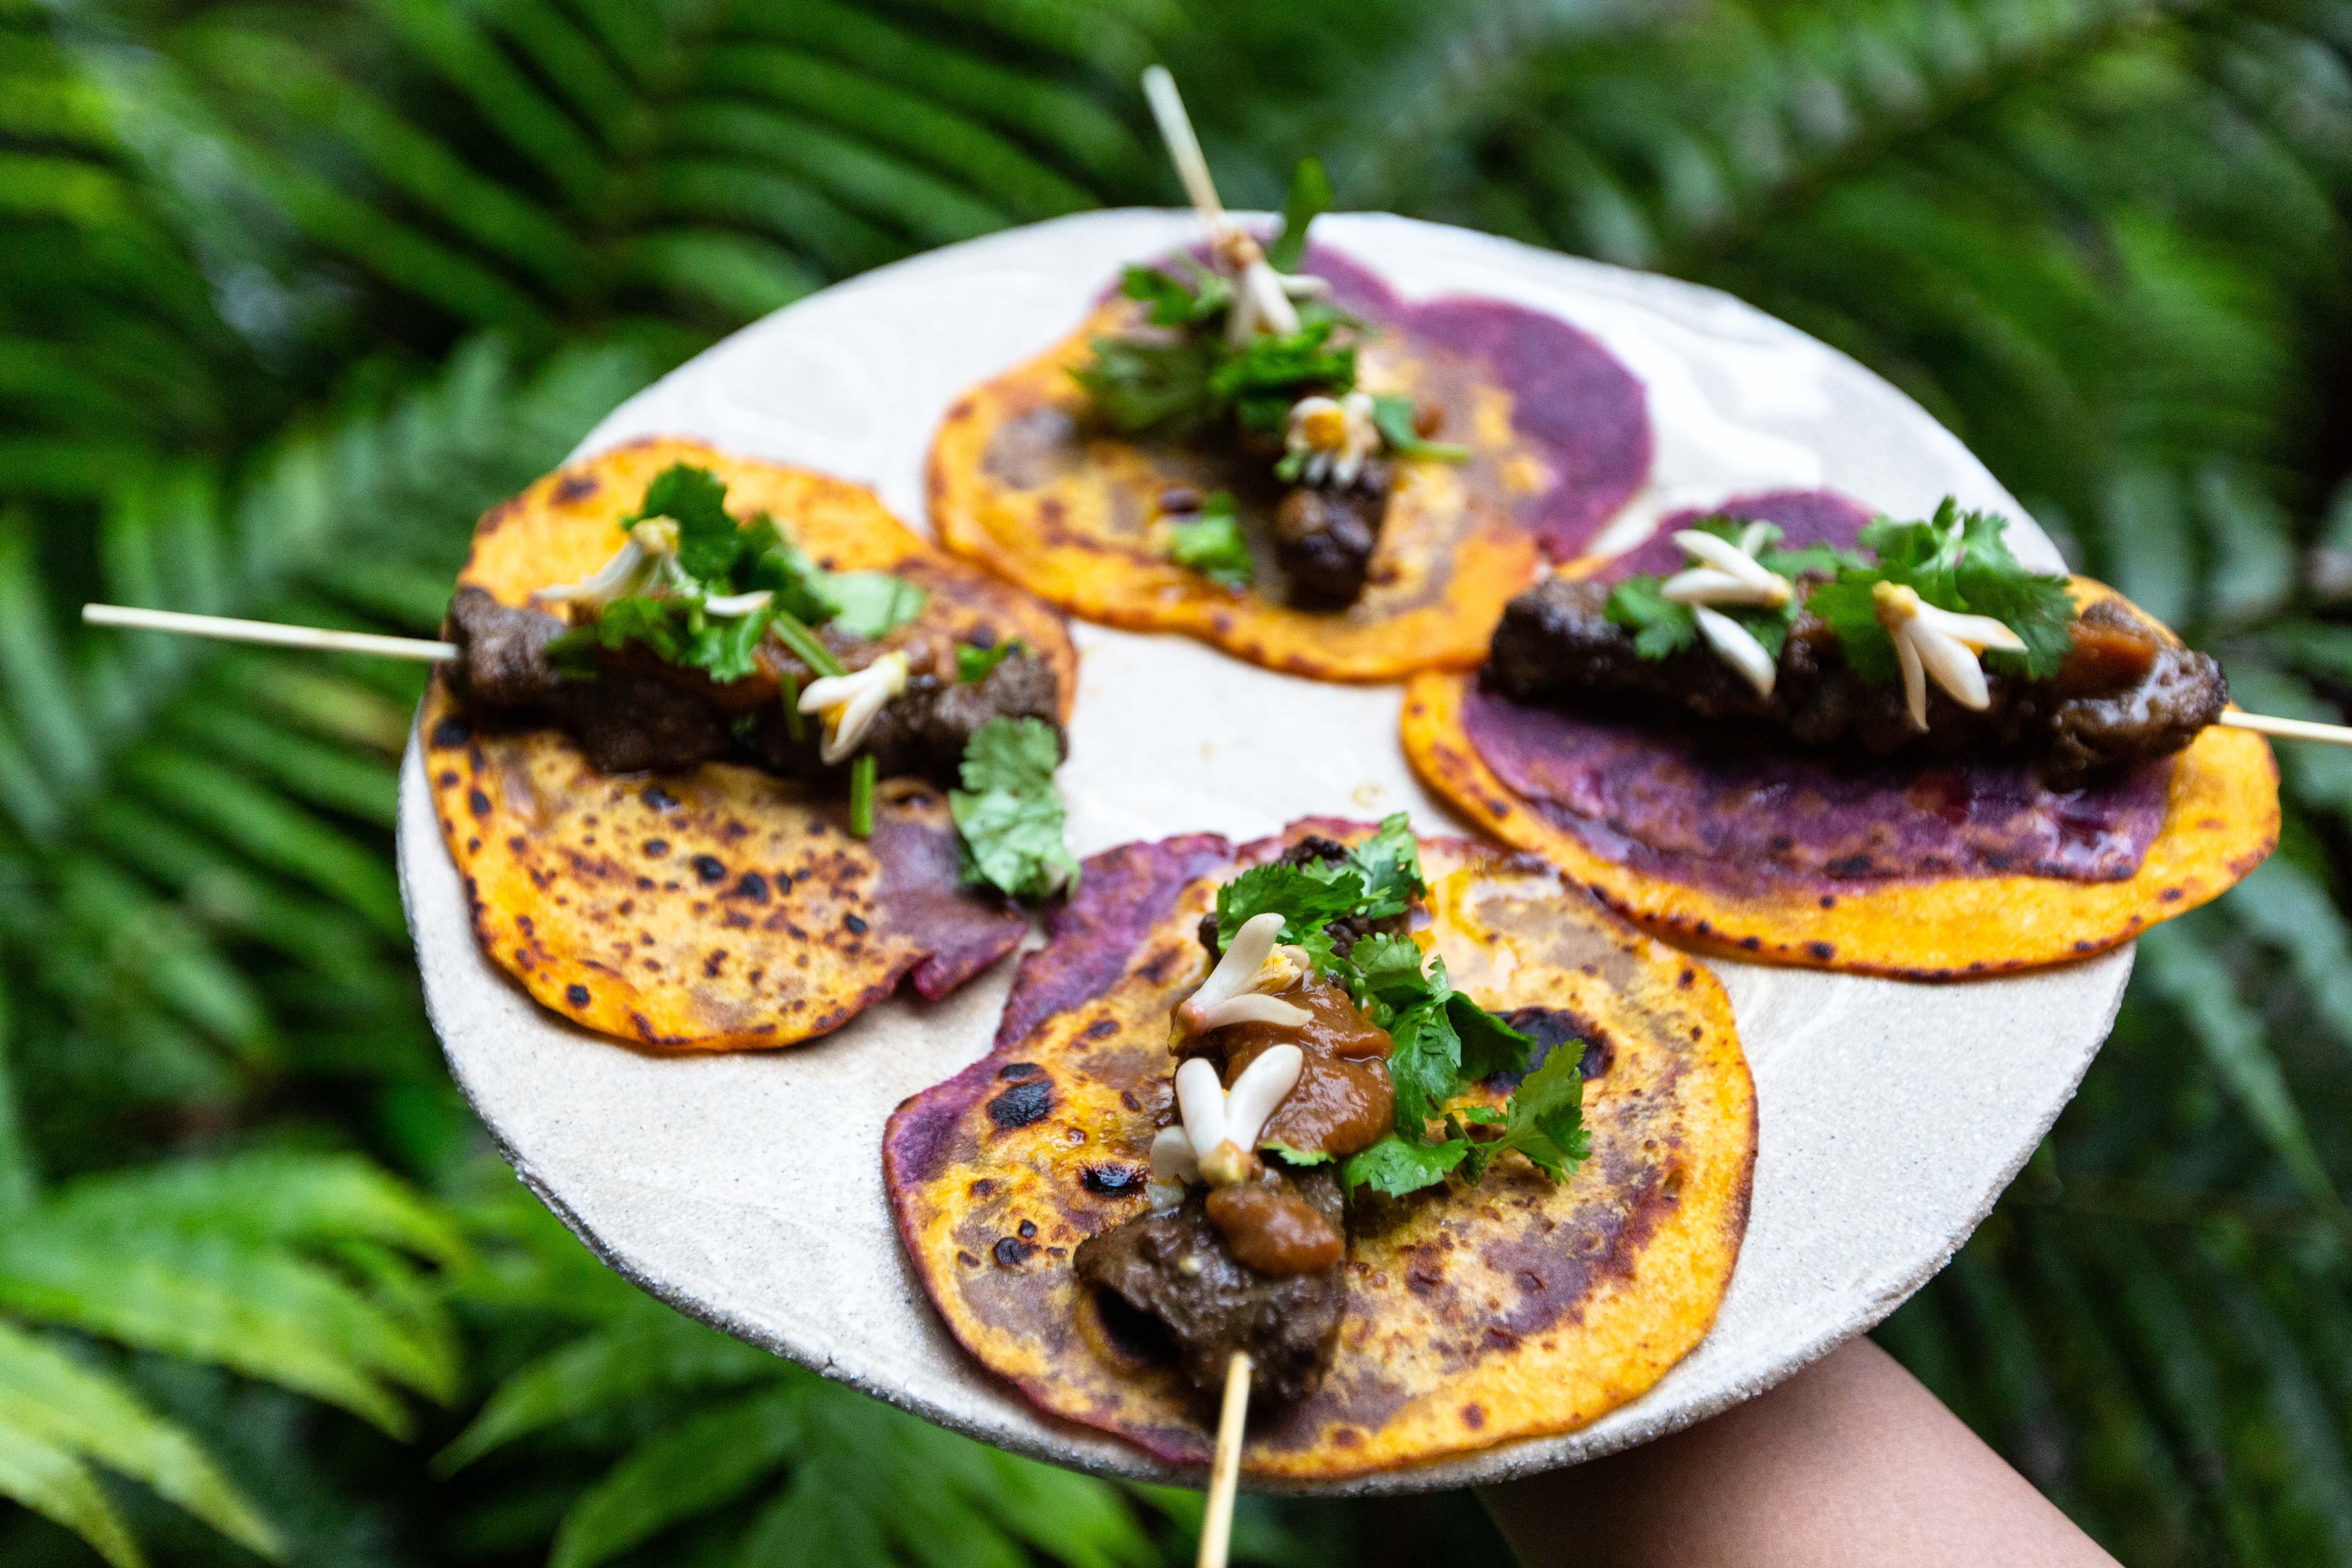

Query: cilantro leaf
<box><xmin>1265</xmin><ymin>157</ymin><xmax>1331</xmax><ymax>273</ymax></box>
<box><xmin>1462</xmin><ymin>1044</ymin><xmax>1590</xmax><ymax>1183</ymax></box>
<box><xmin>553</xmin><ymin>597</ymin><xmax>776</xmax><ymax>684</ymax></box>
<box><xmin>1120</xmin><ymin>261</ymin><xmax>1230</xmax><ymax>328</ymax></box>
<box><xmin>1606</xmin><ymin>576</ymin><xmax>1698</xmax><ymax>659</ymax></box>
<box><xmin>950</xmin><ymin>718</ymin><xmax>1079</xmax><ymax>900</ymax></box>
<box><xmin>1385</xmin><ymin>994</ymin><xmax>1463</xmax><ymax>1137</ymax></box>
<box><xmin>1071</xmin><ymin>334</ymin><xmax>1221</xmax><ymax>434</ymax></box>
<box><xmin>1346</xmin><ymin>811</ymin><xmax>1426</xmax><ymax>919</ymax></box>
<box><xmin>1211</xmin><ymin>317</ymin><xmax>1356</xmax><ymax>438</ymax></box>
<box><xmin>820</xmin><ymin>571</ymin><xmax>926</xmax><ymax>638</ymax></box>
<box><xmin>1347</xmin><ymin>932</ymin><xmax>1434</xmax><ymax>1021</ymax></box>
<box><xmin>1805</xmin><ymin>499</ymin><xmax>2075</xmax><ymax>685</ymax></box>
<box><xmin>1339</xmin><ymin>1134</ymin><xmax>1468</xmax><ymax>1199</ymax></box>
<box><xmin>1369</xmin><ymin>394</ymin><xmax>1468</xmax><ymax>463</ymax></box>
<box><xmin>1168</xmin><ymin>492</ymin><xmax>1254</xmax><ymax>588</ymax></box>
<box><xmin>1451</xmin><ymin>995</ymin><xmax>1535</xmax><ymax>1082</ymax></box>
<box><xmin>1213</xmin><ymin>863</ymin><xmax>1360</xmax><ymax>977</ymax></box>
<box><xmin>1953</xmin><ymin>508</ymin><xmax>2076</xmax><ymax>679</ymax></box>
<box><xmin>736</xmin><ymin>521</ymin><xmax>836</xmax><ymax>624</ymax></box>
<box><xmin>631</xmin><ymin>465</ymin><xmax>742</xmax><ymax>584</ymax></box>
<box><xmin>957</xmin><ymin>638</ymin><xmax>1026</xmax><ymax>683</ymax></box>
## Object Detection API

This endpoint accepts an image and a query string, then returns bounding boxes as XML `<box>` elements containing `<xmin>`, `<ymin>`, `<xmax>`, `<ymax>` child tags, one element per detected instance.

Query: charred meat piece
<box><xmin>745</xmin><ymin>649</ymin><xmax>1064</xmax><ymax>789</ymax></box>
<box><xmin>444</xmin><ymin>585</ymin><xmax>1065</xmax><ymax>785</ymax></box>
<box><xmin>1073</xmin><ymin>1169</ymin><xmax>1347</xmax><ymax>1408</ymax></box>
<box><xmin>443</xmin><ymin>587</ymin><xmax>732</xmax><ymax>773</ymax></box>
<box><xmin>443</xmin><ymin>587</ymin><xmax>570</xmax><ymax>713</ymax></box>
<box><xmin>1488</xmin><ymin>577</ymin><xmax>2228</xmax><ymax>788</ymax></box>
<box><xmin>1274</xmin><ymin>461</ymin><xmax>1391</xmax><ymax>611</ymax></box>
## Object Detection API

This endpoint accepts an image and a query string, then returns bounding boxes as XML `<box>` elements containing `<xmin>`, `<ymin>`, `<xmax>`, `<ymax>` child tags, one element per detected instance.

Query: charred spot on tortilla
<box><xmin>929</xmin><ymin>234</ymin><xmax>1651</xmax><ymax>683</ymax></box>
<box><xmin>424</xmin><ymin>438</ymin><xmax>1085</xmax><ymax>1052</ymax></box>
<box><xmin>883</xmin><ymin>817</ymin><xmax>1754</xmax><ymax>1477</ymax></box>
<box><xmin>1403</xmin><ymin>489</ymin><xmax>2278</xmax><ymax>977</ymax></box>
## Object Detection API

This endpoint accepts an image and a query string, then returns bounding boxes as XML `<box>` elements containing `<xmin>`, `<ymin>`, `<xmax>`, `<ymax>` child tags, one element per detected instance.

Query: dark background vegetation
<box><xmin>3</xmin><ymin>0</ymin><xmax>2350</xmax><ymax>1562</ymax></box>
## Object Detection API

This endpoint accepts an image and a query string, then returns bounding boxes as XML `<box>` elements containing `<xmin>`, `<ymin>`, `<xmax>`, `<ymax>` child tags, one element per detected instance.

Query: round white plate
<box><xmin>399</xmin><ymin>210</ymin><xmax>2127</xmax><ymax>1493</ymax></box>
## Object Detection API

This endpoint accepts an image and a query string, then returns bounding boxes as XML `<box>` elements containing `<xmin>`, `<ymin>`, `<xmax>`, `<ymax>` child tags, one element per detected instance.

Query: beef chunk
<box><xmin>1274</xmin><ymin>462</ymin><xmax>1391</xmax><ymax>611</ymax></box>
<box><xmin>1073</xmin><ymin>1169</ymin><xmax>1347</xmax><ymax>1408</ymax></box>
<box><xmin>562</xmin><ymin>672</ymin><xmax>733</xmax><ymax>773</ymax></box>
<box><xmin>443</xmin><ymin>586</ymin><xmax>569</xmax><ymax>712</ymax></box>
<box><xmin>1487</xmin><ymin>576</ymin><xmax>2228</xmax><ymax>786</ymax></box>
<box><xmin>745</xmin><ymin>649</ymin><xmax>1065</xmax><ymax>789</ymax></box>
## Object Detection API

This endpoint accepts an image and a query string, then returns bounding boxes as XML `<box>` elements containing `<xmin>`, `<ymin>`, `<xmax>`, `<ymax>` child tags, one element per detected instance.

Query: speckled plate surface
<box><xmin>397</xmin><ymin>211</ymin><xmax>2129</xmax><ymax>1493</ymax></box>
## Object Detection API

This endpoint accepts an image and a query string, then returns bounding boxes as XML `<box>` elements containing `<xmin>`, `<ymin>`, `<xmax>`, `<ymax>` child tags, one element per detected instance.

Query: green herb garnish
<box><xmin>1167</xmin><ymin>491</ymin><xmax>1254</xmax><ymax>589</ymax></box>
<box><xmin>1370</xmin><ymin>394</ymin><xmax>1468</xmax><ymax>464</ymax></box>
<box><xmin>1203</xmin><ymin>817</ymin><xmax>1576</xmax><ymax>1197</ymax></box>
<box><xmin>950</xmin><ymin>717</ymin><xmax>1080</xmax><ymax>900</ymax></box>
<box><xmin>957</xmin><ymin>638</ymin><xmax>1028</xmax><ymax>683</ymax></box>
<box><xmin>1603</xmin><ymin>516</ymin><xmax>1848</xmax><ymax>667</ymax></box>
<box><xmin>1805</xmin><ymin>500</ymin><xmax>2075</xmax><ymax>683</ymax></box>
<box><xmin>548</xmin><ymin>464</ymin><xmax>924</xmax><ymax>684</ymax></box>
<box><xmin>848</xmin><ymin>753</ymin><xmax>877</xmax><ymax>839</ymax></box>
<box><xmin>1071</xmin><ymin>160</ymin><xmax>1357</xmax><ymax>440</ymax></box>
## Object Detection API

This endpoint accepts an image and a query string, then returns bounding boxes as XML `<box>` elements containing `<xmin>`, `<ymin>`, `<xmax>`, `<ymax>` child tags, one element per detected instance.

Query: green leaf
<box><xmin>950</xmin><ymin>717</ymin><xmax>1078</xmax><ymax>900</ymax></box>
<box><xmin>1369</xmin><ymin>393</ymin><xmax>1467</xmax><ymax>463</ymax></box>
<box><xmin>1265</xmin><ymin>156</ymin><xmax>1331</xmax><ymax>273</ymax></box>
<box><xmin>549</xmin><ymin>1386</ymin><xmax>803</xmax><ymax>1568</ymax></box>
<box><xmin>1339</xmin><ymin>1135</ymin><xmax>1468</xmax><ymax>1199</ymax></box>
<box><xmin>437</xmin><ymin>1310</ymin><xmax>772</xmax><ymax>1473</ymax></box>
<box><xmin>817</xmin><ymin>570</ymin><xmax>925</xmax><ymax>637</ymax></box>
<box><xmin>1605</xmin><ymin>575</ymin><xmax>1697</xmax><ymax>659</ymax></box>
<box><xmin>1464</xmin><ymin>1041</ymin><xmax>1589</xmax><ymax>1183</ymax></box>
<box><xmin>1450</xmin><ymin>993</ymin><xmax>1535</xmax><ymax>1082</ymax></box>
<box><xmin>956</xmin><ymin>637</ymin><xmax>1025</xmax><ymax>683</ymax></box>
<box><xmin>0</xmin><ymin>1420</ymin><xmax>141</xmax><ymax>1568</ymax></box>
<box><xmin>0</xmin><ymin>1321</ymin><xmax>280</xmax><ymax>1559</ymax></box>
<box><xmin>1167</xmin><ymin>492</ymin><xmax>1252</xmax><ymax>588</ymax></box>
<box><xmin>1344</xmin><ymin>811</ymin><xmax>1425</xmax><ymax>919</ymax></box>
<box><xmin>1070</xmin><ymin>333</ymin><xmax>1220</xmax><ymax>434</ymax></box>
<box><xmin>1384</xmin><ymin>994</ymin><xmax>1463</xmax><ymax>1137</ymax></box>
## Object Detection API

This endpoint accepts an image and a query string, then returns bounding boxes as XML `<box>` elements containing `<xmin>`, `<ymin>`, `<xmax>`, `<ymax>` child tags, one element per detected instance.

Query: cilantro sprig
<box><xmin>1207</xmin><ymin>818</ymin><xmax>1585</xmax><ymax>1198</ymax></box>
<box><xmin>1166</xmin><ymin>491</ymin><xmax>1254</xmax><ymax>589</ymax></box>
<box><xmin>1605</xmin><ymin>500</ymin><xmax>2074</xmax><ymax>689</ymax></box>
<box><xmin>549</xmin><ymin>464</ymin><xmax>926</xmax><ymax>683</ymax></box>
<box><xmin>1072</xmin><ymin>159</ymin><xmax>1356</xmax><ymax>439</ymax></box>
<box><xmin>1603</xmin><ymin>516</ymin><xmax>1849</xmax><ymax>665</ymax></box>
<box><xmin>1805</xmin><ymin>500</ymin><xmax>2075</xmax><ymax>683</ymax></box>
<box><xmin>950</xmin><ymin>717</ymin><xmax>1080</xmax><ymax>900</ymax></box>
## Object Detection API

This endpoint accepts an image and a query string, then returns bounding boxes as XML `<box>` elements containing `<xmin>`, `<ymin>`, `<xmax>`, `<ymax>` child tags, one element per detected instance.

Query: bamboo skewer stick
<box><xmin>2217</xmin><ymin>709</ymin><xmax>2352</xmax><ymax>745</ymax></box>
<box><xmin>83</xmin><ymin>604</ymin><xmax>457</xmax><ymax>662</ymax></box>
<box><xmin>81</xmin><ymin>604</ymin><xmax>2352</xmax><ymax>751</ymax></box>
<box><xmin>1197</xmin><ymin>1351</ymin><xmax>1251</xmax><ymax>1568</ymax></box>
<box><xmin>1141</xmin><ymin>66</ymin><xmax>1227</xmax><ymax>232</ymax></box>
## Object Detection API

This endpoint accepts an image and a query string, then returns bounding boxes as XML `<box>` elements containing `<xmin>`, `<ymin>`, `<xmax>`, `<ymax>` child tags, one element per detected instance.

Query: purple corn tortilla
<box><xmin>1307</xmin><ymin>246</ymin><xmax>1654</xmax><ymax>559</ymax></box>
<box><xmin>1469</xmin><ymin>485</ymin><xmax>2174</xmax><ymax>900</ymax></box>
<box><xmin>1462</xmin><ymin>684</ymin><xmax>2175</xmax><ymax>899</ymax></box>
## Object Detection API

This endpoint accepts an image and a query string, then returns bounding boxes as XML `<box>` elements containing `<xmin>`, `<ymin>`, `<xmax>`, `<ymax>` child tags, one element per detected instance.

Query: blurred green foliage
<box><xmin>0</xmin><ymin>0</ymin><xmax>2348</xmax><ymax>1562</ymax></box>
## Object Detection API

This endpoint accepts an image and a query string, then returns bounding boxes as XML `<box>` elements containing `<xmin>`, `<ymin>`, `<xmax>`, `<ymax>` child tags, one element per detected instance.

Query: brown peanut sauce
<box><xmin>1184</xmin><ymin>977</ymin><xmax>1395</xmax><ymax>1159</ymax></box>
<box><xmin>1204</xmin><ymin>1178</ymin><xmax>1344</xmax><ymax>1274</ymax></box>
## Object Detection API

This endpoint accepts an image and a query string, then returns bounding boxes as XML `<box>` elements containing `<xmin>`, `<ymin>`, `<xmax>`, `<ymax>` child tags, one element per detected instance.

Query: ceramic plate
<box><xmin>398</xmin><ymin>210</ymin><xmax>2125</xmax><ymax>1493</ymax></box>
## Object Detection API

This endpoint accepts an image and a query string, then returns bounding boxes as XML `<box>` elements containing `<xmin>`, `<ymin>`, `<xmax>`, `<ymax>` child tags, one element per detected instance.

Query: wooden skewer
<box><xmin>82</xmin><ymin>604</ymin><xmax>456</xmax><ymax>662</ymax></box>
<box><xmin>78</xmin><ymin>606</ymin><xmax>2352</xmax><ymax>753</ymax></box>
<box><xmin>1141</xmin><ymin>66</ymin><xmax>1227</xmax><ymax>232</ymax></box>
<box><xmin>1197</xmin><ymin>1350</ymin><xmax>1251</xmax><ymax>1568</ymax></box>
<box><xmin>2217</xmin><ymin>709</ymin><xmax>2352</xmax><ymax>745</ymax></box>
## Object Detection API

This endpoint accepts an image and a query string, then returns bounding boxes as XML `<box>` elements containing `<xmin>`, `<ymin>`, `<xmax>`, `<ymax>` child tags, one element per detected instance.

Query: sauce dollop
<box><xmin>1204</xmin><ymin>1178</ymin><xmax>1345</xmax><ymax>1274</ymax></box>
<box><xmin>1189</xmin><ymin>977</ymin><xmax>1395</xmax><ymax>1158</ymax></box>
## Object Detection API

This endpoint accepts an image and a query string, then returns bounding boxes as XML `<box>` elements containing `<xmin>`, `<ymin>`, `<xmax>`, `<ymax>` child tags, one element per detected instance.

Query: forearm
<box><xmin>1478</xmin><ymin>1337</ymin><xmax>2115</xmax><ymax>1568</ymax></box>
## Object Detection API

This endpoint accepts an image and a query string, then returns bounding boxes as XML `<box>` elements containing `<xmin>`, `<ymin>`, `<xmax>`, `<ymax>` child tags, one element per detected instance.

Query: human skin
<box><xmin>1478</xmin><ymin>1338</ymin><xmax>2118</xmax><ymax>1568</ymax></box>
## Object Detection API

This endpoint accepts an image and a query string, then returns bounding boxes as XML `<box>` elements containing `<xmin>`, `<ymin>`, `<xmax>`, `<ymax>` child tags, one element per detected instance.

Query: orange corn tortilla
<box><xmin>926</xmin><ymin>247</ymin><xmax>1652</xmax><ymax>683</ymax></box>
<box><xmin>422</xmin><ymin>437</ymin><xmax>1077</xmax><ymax>1050</ymax></box>
<box><xmin>1402</xmin><ymin>584</ymin><xmax>2278</xmax><ymax>979</ymax></box>
<box><xmin>884</xmin><ymin>819</ymin><xmax>1754</xmax><ymax>1478</ymax></box>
